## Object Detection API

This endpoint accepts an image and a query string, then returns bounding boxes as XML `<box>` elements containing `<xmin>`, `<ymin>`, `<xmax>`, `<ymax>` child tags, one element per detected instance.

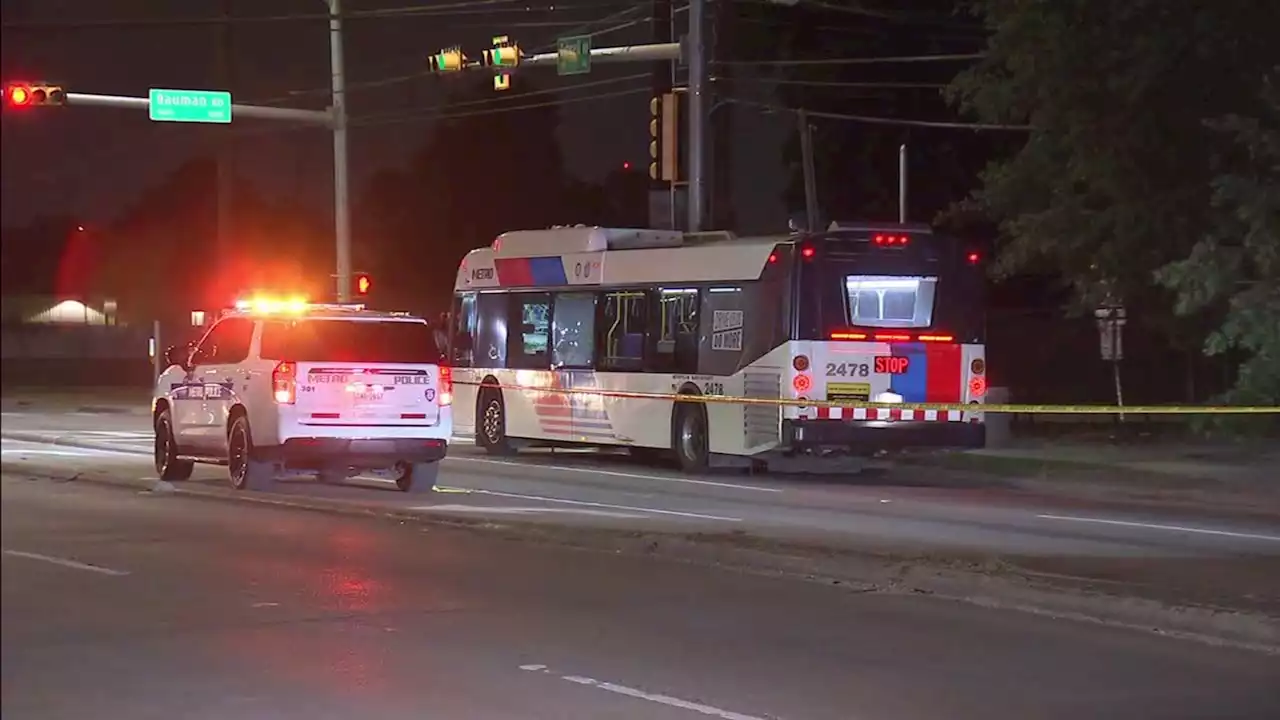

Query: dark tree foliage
<box><xmin>1157</xmin><ymin>75</ymin><xmax>1280</xmax><ymax>405</ymax></box>
<box><xmin>353</xmin><ymin>75</ymin><xmax>572</xmax><ymax>313</ymax></box>
<box><xmin>947</xmin><ymin>0</ymin><xmax>1279</xmax><ymax>402</ymax></box>
<box><xmin>948</xmin><ymin>0</ymin><xmax>1278</xmax><ymax>305</ymax></box>
<box><xmin>731</xmin><ymin>0</ymin><xmax>1007</xmax><ymax>226</ymax></box>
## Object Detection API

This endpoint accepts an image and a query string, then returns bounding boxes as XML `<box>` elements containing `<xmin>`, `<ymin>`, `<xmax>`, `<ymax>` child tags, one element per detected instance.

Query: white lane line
<box><xmin>414</xmin><ymin>489</ymin><xmax>740</xmax><ymax>522</ymax></box>
<box><xmin>2</xmin><ymin>549</ymin><xmax>130</xmax><ymax>576</ymax></box>
<box><xmin>517</xmin><ymin>665</ymin><xmax>771</xmax><ymax>720</ymax></box>
<box><xmin>0</xmin><ymin>445</ymin><xmax>143</xmax><ymax>458</ymax></box>
<box><xmin>422</xmin><ymin>504</ymin><xmax>646</xmax><ymax>519</ymax></box>
<box><xmin>1036</xmin><ymin>514</ymin><xmax>1280</xmax><ymax>542</ymax></box>
<box><xmin>450</xmin><ymin>456</ymin><xmax>781</xmax><ymax>493</ymax></box>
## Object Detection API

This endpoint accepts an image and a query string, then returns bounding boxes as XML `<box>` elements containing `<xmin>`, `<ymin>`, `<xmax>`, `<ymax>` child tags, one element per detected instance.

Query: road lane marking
<box><xmin>422</xmin><ymin>504</ymin><xmax>646</xmax><ymax>519</ymax></box>
<box><xmin>0</xmin><ymin>445</ymin><xmax>143</xmax><ymax>458</ymax></box>
<box><xmin>450</xmin><ymin>456</ymin><xmax>781</xmax><ymax>493</ymax></box>
<box><xmin>1036</xmin><ymin>514</ymin><xmax>1280</xmax><ymax>542</ymax></box>
<box><xmin>415</xmin><ymin>489</ymin><xmax>740</xmax><ymax>522</ymax></box>
<box><xmin>2</xmin><ymin>549</ymin><xmax>130</xmax><ymax>576</ymax></box>
<box><xmin>517</xmin><ymin>665</ymin><xmax>770</xmax><ymax>720</ymax></box>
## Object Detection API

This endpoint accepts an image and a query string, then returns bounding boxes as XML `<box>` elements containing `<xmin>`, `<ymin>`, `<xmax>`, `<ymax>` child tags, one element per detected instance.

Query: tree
<box><xmin>1157</xmin><ymin>75</ymin><xmax>1280</xmax><ymax>405</ymax></box>
<box><xmin>947</xmin><ymin>0</ymin><xmax>1279</xmax><ymax>313</ymax></box>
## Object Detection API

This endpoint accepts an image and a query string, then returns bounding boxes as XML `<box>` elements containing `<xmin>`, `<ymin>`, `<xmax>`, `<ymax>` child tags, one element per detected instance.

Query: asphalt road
<box><xmin>3</xmin><ymin>409</ymin><xmax>1279</xmax><ymax>562</ymax></box>
<box><xmin>5</xmin><ymin>473</ymin><xmax>1279</xmax><ymax>720</ymax></box>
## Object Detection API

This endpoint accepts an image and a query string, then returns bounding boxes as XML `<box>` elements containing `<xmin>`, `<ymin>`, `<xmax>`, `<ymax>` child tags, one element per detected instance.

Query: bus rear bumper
<box><xmin>782</xmin><ymin>419</ymin><xmax>985</xmax><ymax>453</ymax></box>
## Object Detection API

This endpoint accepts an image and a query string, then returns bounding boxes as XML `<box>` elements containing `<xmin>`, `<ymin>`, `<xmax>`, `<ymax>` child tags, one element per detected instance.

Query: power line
<box><xmin>352</xmin><ymin>85</ymin><xmax>650</xmax><ymax>128</ymax></box>
<box><xmin>251</xmin><ymin>5</ymin><xmax>655</xmax><ymax>106</ymax></box>
<box><xmin>727</xmin><ymin>98</ymin><xmax>1031</xmax><ymax>131</ymax></box>
<box><xmin>729</xmin><ymin>77</ymin><xmax>948</xmax><ymax>90</ymax></box>
<box><xmin>0</xmin><ymin>0</ymin><xmax>634</xmax><ymax>30</ymax></box>
<box><xmin>353</xmin><ymin>72</ymin><xmax>651</xmax><ymax>123</ymax></box>
<box><xmin>719</xmin><ymin>52</ymin><xmax>984</xmax><ymax>67</ymax></box>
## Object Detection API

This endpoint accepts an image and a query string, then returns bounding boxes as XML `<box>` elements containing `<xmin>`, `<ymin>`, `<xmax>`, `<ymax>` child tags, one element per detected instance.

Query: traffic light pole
<box><xmin>61</xmin><ymin>92</ymin><xmax>332</xmax><ymax>123</ymax></box>
<box><xmin>328</xmin><ymin>0</ymin><xmax>353</xmax><ymax>303</ymax></box>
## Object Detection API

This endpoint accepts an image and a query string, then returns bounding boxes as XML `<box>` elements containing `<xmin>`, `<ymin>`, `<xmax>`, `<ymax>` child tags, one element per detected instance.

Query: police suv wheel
<box><xmin>395</xmin><ymin>461</ymin><xmax>439</xmax><ymax>493</ymax></box>
<box><xmin>154</xmin><ymin>409</ymin><xmax>194</xmax><ymax>482</ymax></box>
<box><xmin>227</xmin><ymin>415</ymin><xmax>273</xmax><ymax>491</ymax></box>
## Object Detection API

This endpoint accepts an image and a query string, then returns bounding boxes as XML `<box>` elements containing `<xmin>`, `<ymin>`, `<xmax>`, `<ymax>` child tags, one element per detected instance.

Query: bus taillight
<box><xmin>969</xmin><ymin>375</ymin><xmax>987</xmax><ymax>398</ymax></box>
<box><xmin>793</xmin><ymin>374</ymin><xmax>812</xmax><ymax>393</ymax></box>
<box><xmin>971</xmin><ymin>358</ymin><xmax>986</xmax><ymax>375</ymax></box>
<box><xmin>830</xmin><ymin>331</ymin><xmax>868</xmax><ymax>341</ymax></box>
<box><xmin>792</xmin><ymin>355</ymin><xmax>810</xmax><ymax>371</ymax></box>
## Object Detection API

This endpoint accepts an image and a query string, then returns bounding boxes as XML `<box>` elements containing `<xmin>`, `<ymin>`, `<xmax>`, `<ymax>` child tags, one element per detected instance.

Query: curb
<box><xmin>3</xmin><ymin>433</ymin><xmax>1276</xmax><ymax>655</ymax></box>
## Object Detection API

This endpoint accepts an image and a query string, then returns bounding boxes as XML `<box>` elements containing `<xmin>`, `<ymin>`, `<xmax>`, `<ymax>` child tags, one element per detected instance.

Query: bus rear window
<box><xmin>845</xmin><ymin>275</ymin><xmax>938</xmax><ymax>328</ymax></box>
<box><xmin>261</xmin><ymin>319</ymin><xmax>443</xmax><ymax>364</ymax></box>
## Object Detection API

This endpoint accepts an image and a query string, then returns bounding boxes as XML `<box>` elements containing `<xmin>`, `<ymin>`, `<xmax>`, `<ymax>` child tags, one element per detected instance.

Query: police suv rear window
<box><xmin>260</xmin><ymin>319</ymin><xmax>443</xmax><ymax>364</ymax></box>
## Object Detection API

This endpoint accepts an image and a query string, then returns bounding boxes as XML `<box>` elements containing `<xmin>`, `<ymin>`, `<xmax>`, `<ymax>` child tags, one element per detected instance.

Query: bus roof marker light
<box><xmin>967</xmin><ymin>251</ymin><xmax>980</xmax><ymax>264</ymax></box>
<box><xmin>830</xmin><ymin>331</ymin><xmax>868</xmax><ymax>341</ymax></box>
<box><xmin>801</xmin><ymin>246</ymin><xmax>815</xmax><ymax>260</ymax></box>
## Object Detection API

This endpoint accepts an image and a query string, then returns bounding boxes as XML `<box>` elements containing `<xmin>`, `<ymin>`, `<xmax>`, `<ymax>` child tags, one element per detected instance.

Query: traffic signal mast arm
<box><xmin>431</xmin><ymin>42</ymin><xmax>682</xmax><ymax>73</ymax></box>
<box><xmin>60</xmin><ymin>92</ymin><xmax>332</xmax><ymax>125</ymax></box>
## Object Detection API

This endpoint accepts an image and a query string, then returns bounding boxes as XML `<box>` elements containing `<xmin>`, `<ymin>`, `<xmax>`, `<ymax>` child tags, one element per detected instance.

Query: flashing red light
<box><xmin>967</xmin><ymin>251</ymin><xmax>980</xmax><ymax>264</ymax></box>
<box><xmin>873</xmin><ymin>234</ymin><xmax>909</xmax><ymax>247</ymax></box>
<box><xmin>355</xmin><ymin>273</ymin><xmax>372</xmax><ymax>295</ymax></box>
<box><xmin>969</xmin><ymin>375</ymin><xmax>987</xmax><ymax>398</ymax></box>
<box><xmin>622</xmin><ymin>161</ymin><xmax>632</xmax><ymax>170</ymax></box>
<box><xmin>768</xmin><ymin>252</ymin><xmax>778</xmax><ymax>263</ymax></box>
<box><xmin>8</xmin><ymin>85</ymin><xmax>31</xmax><ymax>106</ymax></box>
<box><xmin>801</xmin><ymin>246</ymin><xmax>815</xmax><ymax>259</ymax></box>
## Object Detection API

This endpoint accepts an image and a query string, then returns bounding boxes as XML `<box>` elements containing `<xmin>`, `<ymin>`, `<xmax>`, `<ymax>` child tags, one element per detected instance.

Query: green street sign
<box><xmin>556</xmin><ymin>35</ymin><xmax>591</xmax><ymax>76</ymax></box>
<box><xmin>148</xmin><ymin>88</ymin><xmax>232</xmax><ymax>124</ymax></box>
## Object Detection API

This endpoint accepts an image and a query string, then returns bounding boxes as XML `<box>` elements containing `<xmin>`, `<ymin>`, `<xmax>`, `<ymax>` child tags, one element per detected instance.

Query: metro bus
<box><xmin>449</xmin><ymin>224</ymin><xmax>987</xmax><ymax>471</ymax></box>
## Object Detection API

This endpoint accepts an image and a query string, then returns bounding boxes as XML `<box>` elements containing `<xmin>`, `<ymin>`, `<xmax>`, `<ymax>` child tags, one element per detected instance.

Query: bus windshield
<box><xmin>795</xmin><ymin>232</ymin><xmax>984</xmax><ymax>342</ymax></box>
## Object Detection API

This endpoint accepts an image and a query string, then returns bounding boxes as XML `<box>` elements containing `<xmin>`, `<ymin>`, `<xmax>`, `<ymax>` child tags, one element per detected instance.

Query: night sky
<box><xmin>1</xmin><ymin>0</ymin><xmax>788</xmax><ymax>230</ymax></box>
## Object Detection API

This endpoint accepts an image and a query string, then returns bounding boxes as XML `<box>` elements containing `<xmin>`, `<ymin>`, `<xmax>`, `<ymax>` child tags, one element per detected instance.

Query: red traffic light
<box><xmin>8</xmin><ymin>85</ymin><xmax>31</xmax><ymax>106</ymax></box>
<box><xmin>355</xmin><ymin>273</ymin><xmax>371</xmax><ymax>295</ymax></box>
<box><xmin>4</xmin><ymin>82</ymin><xmax>66</xmax><ymax>108</ymax></box>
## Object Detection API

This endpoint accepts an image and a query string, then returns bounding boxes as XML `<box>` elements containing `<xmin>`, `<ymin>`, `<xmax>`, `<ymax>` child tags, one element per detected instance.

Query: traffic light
<box><xmin>4</xmin><ymin>82</ymin><xmax>66</xmax><ymax>108</ymax></box>
<box><xmin>429</xmin><ymin>48</ymin><xmax>465</xmax><ymax>73</ymax></box>
<box><xmin>482</xmin><ymin>37</ymin><xmax>520</xmax><ymax>68</ymax></box>
<box><xmin>354</xmin><ymin>273</ymin><xmax>372</xmax><ymax>297</ymax></box>
<box><xmin>648</xmin><ymin>92</ymin><xmax>679</xmax><ymax>182</ymax></box>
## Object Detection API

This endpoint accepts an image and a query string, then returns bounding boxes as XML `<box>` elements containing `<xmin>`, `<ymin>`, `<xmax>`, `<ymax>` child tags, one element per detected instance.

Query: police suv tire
<box><xmin>154</xmin><ymin>409</ymin><xmax>194</xmax><ymax>482</ymax></box>
<box><xmin>395</xmin><ymin>461</ymin><xmax>439</xmax><ymax>493</ymax></box>
<box><xmin>477</xmin><ymin>389</ymin><xmax>515</xmax><ymax>456</ymax></box>
<box><xmin>227</xmin><ymin>415</ymin><xmax>274</xmax><ymax>491</ymax></box>
<box><xmin>674</xmin><ymin>402</ymin><xmax>710</xmax><ymax>472</ymax></box>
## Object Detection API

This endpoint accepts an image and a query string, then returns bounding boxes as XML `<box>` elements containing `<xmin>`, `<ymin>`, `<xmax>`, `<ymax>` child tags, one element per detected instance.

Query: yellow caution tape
<box><xmin>454</xmin><ymin>380</ymin><xmax>1280</xmax><ymax>415</ymax></box>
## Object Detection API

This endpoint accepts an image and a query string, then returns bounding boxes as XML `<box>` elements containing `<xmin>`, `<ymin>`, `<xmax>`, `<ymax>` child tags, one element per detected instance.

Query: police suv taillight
<box><xmin>438</xmin><ymin>365</ymin><xmax>453</xmax><ymax>407</ymax></box>
<box><xmin>273</xmin><ymin>361</ymin><xmax>297</xmax><ymax>404</ymax></box>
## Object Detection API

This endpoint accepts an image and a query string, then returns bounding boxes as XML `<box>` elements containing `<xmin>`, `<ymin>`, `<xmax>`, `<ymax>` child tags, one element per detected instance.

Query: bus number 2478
<box><xmin>670</xmin><ymin>381</ymin><xmax>725</xmax><ymax>396</ymax></box>
<box><xmin>826</xmin><ymin>362</ymin><xmax>870</xmax><ymax>377</ymax></box>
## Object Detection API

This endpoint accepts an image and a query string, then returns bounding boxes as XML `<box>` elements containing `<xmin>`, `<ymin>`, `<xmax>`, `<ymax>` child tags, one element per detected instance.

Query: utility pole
<box><xmin>686</xmin><ymin>0</ymin><xmax>708</xmax><ymax>233</ymax></box>
<box><xmin>328</xmin><ymin>0</ymin><xmax>352</xmax><ymax>303</ymax></box>
<box><xmin>898</xmin><ymin>143</ymin><xmax>908</xmax><ymax>224</ymax></box>
<box><xmin>216</xmin><ymin>0</ymin><xmax>235</xmax><ymax>258</ymax></box>
<box><xmin>798</xmin><ymin>109</ymin><xmax>819</xmax><ymax>232</ymax></box>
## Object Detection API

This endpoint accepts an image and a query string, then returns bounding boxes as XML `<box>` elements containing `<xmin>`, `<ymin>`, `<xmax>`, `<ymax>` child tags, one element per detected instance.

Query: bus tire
<box><xmin>476</xmin><ymin>388</ymin><xmax>515</xmax><ymax>456</ymax></box>
<box><xmin>673</xmin><ymin>402</ymin><xmax>709</xmax><ymax>472</ymax></box>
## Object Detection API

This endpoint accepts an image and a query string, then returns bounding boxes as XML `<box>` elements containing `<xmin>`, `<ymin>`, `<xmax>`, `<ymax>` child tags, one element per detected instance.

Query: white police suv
<box><xmin>152</xmin><ymin>299</ymin><xmax>452</xmax><ymax>493</ymax></box>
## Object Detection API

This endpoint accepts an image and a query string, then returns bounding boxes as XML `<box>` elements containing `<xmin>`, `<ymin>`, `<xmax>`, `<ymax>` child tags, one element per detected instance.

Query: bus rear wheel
<box><xmin>673</xmin><ymin>402</ymin><xmax>709</xmax><ymax>472</ymax></box>
<box><xmin>477</xmin><ymin>388</ymin><xmax>514</xmax><ymax>456</ymax></box>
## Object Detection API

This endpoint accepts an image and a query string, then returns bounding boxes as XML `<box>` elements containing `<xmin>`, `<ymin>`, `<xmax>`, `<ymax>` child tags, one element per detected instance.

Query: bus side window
<box><xmin>474</xmin><ymin>292</ymin><xmax>508</xmax><ymax>369</ymax></box>
<box><xmin>451</xmin><ymin>293</ymin><xmax>477</xmax><ymax>367</ymax></box>
<box><xmin>597</xmin><ymin>289</ymin><xmax>648</xmax><ymax>371</ymax></box>
<box><xmin>651</xmin><ymin>288</ymin><xmax>699</xmax><ymax>374</ymax></box>
<box><xmin>508</xmin><ymin>293</ymin><xmax>551</xmax><ymax>370</ymax></box>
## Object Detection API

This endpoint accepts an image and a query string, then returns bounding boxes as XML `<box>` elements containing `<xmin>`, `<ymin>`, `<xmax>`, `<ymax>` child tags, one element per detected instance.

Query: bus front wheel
<box><xmin>477</xmin><ymin>388</ymin><xmax>514</xmax><ymax>456</ymax></box>
<box><xmin>673</xmin><ymin>402</ymin><xmax>709</xmax><ymax>472</ymax></box>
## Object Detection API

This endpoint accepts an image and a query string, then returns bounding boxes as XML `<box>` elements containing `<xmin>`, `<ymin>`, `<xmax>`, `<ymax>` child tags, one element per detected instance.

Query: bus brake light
<box><xmin>793</xmin><ymin>374</ymin><xmax>812</xmax><ymax>393</ymax></box>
